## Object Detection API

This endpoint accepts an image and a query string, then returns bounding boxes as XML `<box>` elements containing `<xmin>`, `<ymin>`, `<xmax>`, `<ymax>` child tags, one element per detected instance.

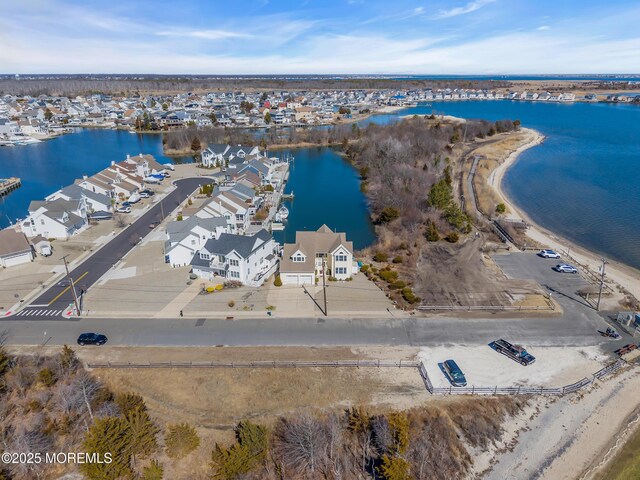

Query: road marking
<box><xmin>28</xmin><ymin>304</ymin><xmax>48</xmax><ymax>308</ymax></box>
<box><xmin>48</xmin><ymin>271</ymin><xmax>89</xmax><ymax>305</ymax></box>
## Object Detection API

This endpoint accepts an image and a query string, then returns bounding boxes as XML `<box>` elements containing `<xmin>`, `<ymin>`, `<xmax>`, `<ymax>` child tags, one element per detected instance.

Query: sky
<box><xmin>0</xmin><ymin>0</ymin><xmax>639</xmax><ymax>74</ymax></box>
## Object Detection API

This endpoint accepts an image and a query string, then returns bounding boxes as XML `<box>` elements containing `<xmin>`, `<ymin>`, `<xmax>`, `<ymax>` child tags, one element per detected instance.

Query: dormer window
<box><xmin>293</xmin><ymin>254</ymin><xmax>305</xmax><ymax>263</ymax></box>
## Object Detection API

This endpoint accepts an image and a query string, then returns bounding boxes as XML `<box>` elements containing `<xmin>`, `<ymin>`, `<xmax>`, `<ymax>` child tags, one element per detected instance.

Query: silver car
<box><xmin>554</xmin><ymin>263</ymin><xmax>578</xmax><ymax>274</ymax></box>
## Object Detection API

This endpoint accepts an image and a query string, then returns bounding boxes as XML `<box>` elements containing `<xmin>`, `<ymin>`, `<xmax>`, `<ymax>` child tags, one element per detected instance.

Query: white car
<box><xmin>554</xmin><ymin>264</ymin><xmax>578</xmax><ymax>274</ymax></box>
<box><xmin>539</xmin><ymin>249</ymin><xmax>561</xmax><ymax>259</ymax></box>
<box><xmin>115</xmin><ymin>206</ymin><xmax>131</xmax><ymax>214</ymax></box>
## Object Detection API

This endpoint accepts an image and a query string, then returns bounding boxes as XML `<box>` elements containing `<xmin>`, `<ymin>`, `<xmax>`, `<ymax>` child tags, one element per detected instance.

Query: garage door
<box><xmin>2</xmin><ymin>252</ymin><xmax>31</xmax><ymax>268</ymax></box>
<box><xmin>298</xmin><ymin>274</ymin><xmax>314</xmax><ymax>285</ymax></box>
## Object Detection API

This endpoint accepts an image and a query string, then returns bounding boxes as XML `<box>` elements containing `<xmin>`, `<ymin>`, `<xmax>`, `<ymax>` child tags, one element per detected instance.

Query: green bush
<box><xmin>115</xmin><ymin>392</ymin><xmax>147</xmax><ymax>417</ymax></box>
<box><xmin>378</xmin><ymin>269</ymin><xmax>399</xmax><ymax>283</ymax></box>
<box><xmin>425</xmin><ymin>219</ymin><xmax>440</xmax><ymax>242</ymax></box>
<box><xmin>373</xmin><ymin>252</ymin><xmax>388</xmax><ymax>262</ymax></box>
<box><xmin>401</xmin><ymin>287</ymin><xmax>420</xmax><ymax>304</ymax></box>
<box><xmin>445</xmin><ymin>232</ymin><xmax>460</xmax><ymax>243</ymax></box>
<box><xmin>360</xmin><ymin>264</ymin><xmax>370</xmax><ymax>273</ymax></box>
<box><xmin>37</xmin><ymin>367</ymin><xmax>57</xmax><ymax>387</ymax></box>
<box><xmin>142</xmin><ymin>460</ymin><xmax>164</xmax><ymax>480</ymax></box>
<box><xmin>165</xmin><ymin>423</ymin><xmax>200</xmax><ymax>459</ymax></box>
<box><xmin>328</xmin><ymin>276</ymin><xmax>338</xmax><ymax>281</ymax></box>
<box><xmin>392</xmin><ymin>256</ymin><xmax>403</xmax><ymax>264</ymax></box>
<box><xmin>495</xmin><ymin>203</ymin><xmax>506</xmax><ymax>214</ymax></box>
<box><xmin>390</xmin><ymin>280</ymin><xmax>406</xmax><ymax>290</ymax></box>
<box><xmin>378</xmin><ymin>206</ymin><xmax>400</xmax><ymax>224</ymax></box>
<box><xmin>273</xmin><ymin>275</ymin><xmax>282</xmax><ymax>287</ymax></box>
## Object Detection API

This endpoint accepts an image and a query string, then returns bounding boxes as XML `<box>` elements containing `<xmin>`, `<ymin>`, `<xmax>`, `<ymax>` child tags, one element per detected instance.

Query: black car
<box><xmin>141</xmin><ymin>189</ymin><xmax>155</xmax><ymax>196</ymax></box>
<box><xmin>77</xmin><ymin>333</ymin><xmax>108</xmax><ymax>346</ymax></box>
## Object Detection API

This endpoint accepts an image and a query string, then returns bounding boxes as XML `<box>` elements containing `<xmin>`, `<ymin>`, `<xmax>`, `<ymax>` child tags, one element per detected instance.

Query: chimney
<box><xmin>127</xmin><ymin>154</ymin><xmax>130</xmax><ymax>159</ymax></box>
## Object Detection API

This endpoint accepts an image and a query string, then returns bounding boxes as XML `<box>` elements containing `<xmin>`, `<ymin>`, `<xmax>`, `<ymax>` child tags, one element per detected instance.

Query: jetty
<box><xmin>0</xmin><ymin>177</ymin><xmax>21</xmax><ymax>197</ymax></box>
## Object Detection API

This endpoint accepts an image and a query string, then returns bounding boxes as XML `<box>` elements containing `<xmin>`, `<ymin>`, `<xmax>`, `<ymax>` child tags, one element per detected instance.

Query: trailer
<box><xmin>489</xmin><ymin>339</ymin><xmax>536</xmax><ymax>366</ymax></box>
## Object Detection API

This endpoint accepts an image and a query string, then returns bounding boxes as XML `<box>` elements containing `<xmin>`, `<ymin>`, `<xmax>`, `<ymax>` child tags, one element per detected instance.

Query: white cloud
<box><xmin>537</xmin><ymin>25</ymin><xmax>551</xmax><ymax>31</ymax></box>
<box><xmin>156</xmin><ymin>30</ymin><xmax>254</xmax><ymax>40</ymax></box>
<box><xmin>434</xmin><ymin>0</ymin><xmax>496</xmax><ymax>19</ymax></box>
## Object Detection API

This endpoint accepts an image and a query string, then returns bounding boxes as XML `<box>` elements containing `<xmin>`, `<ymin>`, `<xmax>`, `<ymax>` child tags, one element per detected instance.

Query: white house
<box><xmin>279</xmin><ymin>225</ymin><xmax>356</xmax><ymax>285</ymax></box>
<box><xmin>46</xmin><ymin>184</ymin><xmax>112</xmax><ymax>214</ymax></box>
<box><xmin>0</xmin><ymin>229</ymin><xmax>34</xmax><ymax>267</ymax></box>
<box><xmin>190</xmin><ymin>229</ymin><xmax>278</xmax><ymax>286</ymax></box>
<box><xmin>164</xmin><ymin>215</ymin><xmax>229</xmax><ymax>267</ymax></box>
<box><xmin>22</xmin><ymin>198</ymin><xmax>87</xmax><ymax>239</ymax></box>
<box><xmin>195</xmin><ymin>191</ymin><xmax>250</xmax><ymax>233</ymax></box>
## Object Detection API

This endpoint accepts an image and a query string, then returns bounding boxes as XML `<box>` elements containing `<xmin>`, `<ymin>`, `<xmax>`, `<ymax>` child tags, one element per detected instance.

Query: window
<box><xmin>229</xmin><ymin>259</ymin><xmax>239</xmax><ymax>266</ymax></box>
<box><xmin>336</xmin><ymin>267</ymin><xmax>347</xmax><ymax>275</ymax></box>
<box><xmin>191</xmin><ymin>239</ymin><xmax>196</xmax><ymax>246</ymax></box>
<box><xmin>230</xmin><ymin>271</ymin><xmax>240</xmax><ymax>279</ymax></box>
<box><xmin>335</xmin><ymin>254</ymin><xmax>348</xmax><ymax>262</ymax></box>
<box><xmin>293</xmin><ymin>254</ymin><xmax>305</xmax><ymax>263</ymax></box>
<box><xmin>40</xmin><ymin>219</ymin><xmax>45</xmax><ymax>225</ymax></box>
<box><xmin>200</xmin><ymin>253</ymin><xmax>210</xmax><ymax>260</ymax></box>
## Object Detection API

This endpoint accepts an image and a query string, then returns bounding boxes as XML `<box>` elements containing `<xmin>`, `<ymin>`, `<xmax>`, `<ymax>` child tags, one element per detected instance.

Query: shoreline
<box><xmin>491</xmin><ymin>128</ymin><xmax>640</xmax><ymax>301</ymax></box>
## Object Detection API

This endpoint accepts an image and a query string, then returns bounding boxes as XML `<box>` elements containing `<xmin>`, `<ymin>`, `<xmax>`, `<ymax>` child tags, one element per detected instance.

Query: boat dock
<box><xmin>0</xmin><ymin>177</ymin><xmax>21</xmax><ymax>197</ymax></box>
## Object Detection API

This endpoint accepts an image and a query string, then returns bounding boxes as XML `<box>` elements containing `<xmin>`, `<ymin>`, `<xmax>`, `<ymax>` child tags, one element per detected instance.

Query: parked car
<box><xmin>539</xmin><ymin>249</ymin><xmax>561</xmax><ymax>259</ymax></box>
<box><xmin>554</xmin><ymin>263</ymin><xmax>578</xmax><ymax>274</ymax></box>
<box><xmin>442</xmin><ymin>359</ymin><xmax>467</xmax><ymax>387</ymax></box>
<box><xmin>139</xmin><ymin>191</ymin><xmax>150</xmax><ymax>198</ymax></box>
<box><xmin>162</xmin><ymin>172</ymin><xmax>171</xmax><ymax>178</ymax></box>
<box><xmin>77</xmin><ymin>332</ymin><xmax>108</xmax><ymax>346</ymax></box>
<box><xmin>122</xmin><ymin>201</ymin><xmax>132</xmax><ymax>208</ymax></box>
<box><xmin>149</xmin><ymin>221</ymin><xmax>159</xmax><ymax>229</ymax></box>
<box><xmin>116</xmin><ymin>206</ymin><xmax>131</xmax><ymax>214</ymax></box>
<box><xmin>490</xmin><ymin>339</ymin><xmax>536</xmax><ymax>366</ymax></box>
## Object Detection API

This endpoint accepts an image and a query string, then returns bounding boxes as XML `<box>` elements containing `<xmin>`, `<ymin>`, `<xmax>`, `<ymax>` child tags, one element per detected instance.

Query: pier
<box><xmin>0</xmin><ymin>177</ymin><xmax>21</xmax><ymax>197</ymax></box>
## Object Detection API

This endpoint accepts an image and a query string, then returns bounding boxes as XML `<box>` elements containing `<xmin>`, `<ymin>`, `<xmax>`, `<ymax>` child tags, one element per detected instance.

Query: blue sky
<box><xmin>1</xmin><ymin>0</ymin><xmax>639</xmax><ymax>74</ymax></box>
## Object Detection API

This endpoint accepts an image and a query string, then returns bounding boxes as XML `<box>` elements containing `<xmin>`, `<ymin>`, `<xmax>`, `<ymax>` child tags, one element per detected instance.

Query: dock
<box><xmin>282</xmin><ymin>191</ymin><xmax>295</xmax><ymax>200</ymax></box>
<box><xmin>0</xmin><ymin>177</ymin><xmax>21</xmax><ymax>197</ymax></box>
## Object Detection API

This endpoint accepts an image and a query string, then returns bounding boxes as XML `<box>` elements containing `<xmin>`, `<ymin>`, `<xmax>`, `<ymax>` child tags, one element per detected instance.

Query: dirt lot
<box><xmin>413</xmin><ymin>233</ymin><xmax>548</xmax><ymax>307</ymax></box>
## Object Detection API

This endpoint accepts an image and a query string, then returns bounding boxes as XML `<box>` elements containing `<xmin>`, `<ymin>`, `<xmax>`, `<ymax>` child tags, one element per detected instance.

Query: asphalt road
<box><xmin>17</xmin><ymin>177</ymin><xmax>207</xmax><ymax>319</ymax></box>
<box><xmin>0</xmin><ymin>312</ymin><xmax>627</xmax><ymax>351</ymax></box>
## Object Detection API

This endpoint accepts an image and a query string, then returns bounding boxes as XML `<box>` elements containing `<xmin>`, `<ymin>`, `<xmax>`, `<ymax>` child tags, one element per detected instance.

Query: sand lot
<box><xmin>419</xmin><ymin>345</ymin><xmax>610</xmax><ymax>389</ymax></box>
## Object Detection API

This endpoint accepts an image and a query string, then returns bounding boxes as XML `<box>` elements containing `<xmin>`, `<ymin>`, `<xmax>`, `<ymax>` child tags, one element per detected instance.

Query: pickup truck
<box><xmin>489</xmin><ymin>339</ymin><xmax>536</xmax><ymax>366</ymax></box>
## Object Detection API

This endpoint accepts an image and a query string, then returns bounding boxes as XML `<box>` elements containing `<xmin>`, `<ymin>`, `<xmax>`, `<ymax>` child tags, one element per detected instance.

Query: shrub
<box><xmin>360</xmin><ymin>264</ymin><xmax>370</xmax><ymax>273</ymax></box>
<box><xmin>115</xmin><ymin>392</ymin><xmax>147</xmax><ymax>417</ymax></box>
<box><xmin>378</xmin><ymin>206</ymin><xmax>400</xmax><ymax>224</ymax></box>
<box><xmin>425</xmin><ymin>219</ymin><xmax>440</xmax><ymax>242</ymax></box>
<box><xmin>142</xmin><ymin>460</ymin><xmax>164</xmax><ymax>480</ymax></box>
<box><xmin>373</xmin><ymin>252</ymin><xmax>388</xmax><ymax>262</ymax></box>
<box><xmin>165</xmin><ymin>423</ymin><xmax>200</xmax><ymax>459</ymax></box>
<box><xmin>392</xmin><ymin>256</ymin><xmax>403</xmax><ymax>264</ymax></box>
<box><xmin>37</xmin><ymin>367</ymin><xmax>57</xmax><ymax>387</ymax></box>
<box><xmin>228</xmin><ymin>300</ymin><xmax>235</xmax><ymax>308</ymax></box>
<box><xmin>379</xmin><ymin>270</ymin><xmax>399</xmax><ymax>283</ymax></box>
<box><xmin>176</xmin><ymin>214</ymin><xmax>183</xmax><ymax>221</ymax></box>
<box><xmin>445</xmin><ymin>232</ymin><xmax>460</xmax><ymax>243</ymax></box>
<box><xmin>390</xmin><ymin>280</ymin><xmax>406</xmax><ymax>290</ymax></box>
<box><xmin>273</xmin><ymin>275</ymin><xmax>282</xmax><ymax>287</ymax></box>
<box><xmin>495</xmin><ymin>203</ymin><xmax>506</xmax><ymax>214</ymax></box>
<box><xmin>401</xmin><ymin>287</ymin><xmax>420</xmax><ymax>304</ymax></box>
<box><xmin>346</xmin><ymin>276</ymin><xmax>353</xmax><ymax>281</ymax></box>
<box><xmin>328</xmin><ymin>276</ymin><xmax>338</xmax><ymax>281</ymax></box>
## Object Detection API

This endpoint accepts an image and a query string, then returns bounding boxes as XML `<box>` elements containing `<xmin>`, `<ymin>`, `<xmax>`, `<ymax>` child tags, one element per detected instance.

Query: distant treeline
<box><xmin>0</xmin><ymin>76</ymin><xmax>510</xmax><ymax>96</ymax></box>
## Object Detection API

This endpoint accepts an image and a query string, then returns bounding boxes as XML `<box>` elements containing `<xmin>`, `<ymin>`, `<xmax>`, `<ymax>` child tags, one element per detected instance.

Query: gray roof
<box><xmin>205</xmin><ymin>144</ymin><xmax>230</xmax><ymax>155</ymax></box>
<box><xmin>166</xmin><ymin>215</ymin><xmax>227</xmax><ymax>238</ymax></box>
<box><xmin>247</xmin><ymin>159</ymin><xmax>269</xmax><ymax>175</ymax></box>
<box><xmin>229</xmin><ymin>183</ymin><xmax>255</xmax><ymax>200</ymax></box>
<box><xmin>60</xmin><ymin>184</ymin><xmax>110</xmax><ymax>205</ymax></box>
<box><xmin>201</xmin><ymin>229</ymin><xmax>272</xmax><ymax>259</ymax></box>
<box><xmin>0</xmin><ymin>229</ymin><xmax>31</xmax><ymax>257</ymax></box>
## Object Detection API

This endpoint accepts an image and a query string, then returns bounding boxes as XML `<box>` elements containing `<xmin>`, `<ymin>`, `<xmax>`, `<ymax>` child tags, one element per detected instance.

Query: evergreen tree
<box><xmin>165</xmin><ymin>423</ymin><xmax>200</xmax><ymax>459</ymax></box>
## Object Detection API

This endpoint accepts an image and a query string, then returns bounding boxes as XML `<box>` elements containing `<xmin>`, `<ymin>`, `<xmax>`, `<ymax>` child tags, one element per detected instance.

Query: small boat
<box><xmin>277</xmin><ymin>206</ymin><xmax>289</xmax><ymax>219</ymax></box>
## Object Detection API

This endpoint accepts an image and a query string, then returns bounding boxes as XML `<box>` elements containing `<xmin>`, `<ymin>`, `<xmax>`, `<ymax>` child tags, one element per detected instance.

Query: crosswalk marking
<box><xmin>14</xmin><ymin>309</ymin><xmax>63</xmax><ymax>318</ymax></box>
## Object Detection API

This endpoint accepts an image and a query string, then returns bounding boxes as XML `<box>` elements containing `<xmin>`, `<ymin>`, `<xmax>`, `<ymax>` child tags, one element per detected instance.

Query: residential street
<box><xmin>12</xmin><ymin>177</ymin><xmax>208</xmax><ymax>319</ymax></box>
<box><xmin>1</xmin><ymin>312</ymin><xmax>627</xmax><ymax>352</ymax></box>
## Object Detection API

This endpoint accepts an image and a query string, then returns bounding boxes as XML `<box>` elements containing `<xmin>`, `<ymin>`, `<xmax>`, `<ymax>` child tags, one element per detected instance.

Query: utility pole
<box><xmin>322</xmin><ymin>257</ymin><xmax>328</xmax><ymax>316</ymax></box>
<box><xmin>596</xmin><ymin>258</ymin><xmax>608</xmax><ymax>311</ymax></box>
<box><xmin>61</xmin><ymin>255</ymin><xmax>81</xmax><ymax>316</ymax></box>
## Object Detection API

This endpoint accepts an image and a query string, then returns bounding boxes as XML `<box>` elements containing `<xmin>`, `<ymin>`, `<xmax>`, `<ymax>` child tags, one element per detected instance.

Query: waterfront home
<box><xmin>195</xmin><ymin>191</ymin><xmax>250</xmax><ymax>233</ymax></box>
<box><xmin>121</xmin><ymin>153</ymin><xmax>166</xmax><ymax>178</ymax></box>
<box><xmin>22</xmin><ymin>198</ymin><xmax>87</xmax><ymax>239</ymax></box>
<box><xmin>46</xmin><ymin>184</ymin><xmax>112</xmax><ymax>214</ymax></box>
<box><xmin>190</xmin><ymin>229</ymin><xmax>278</xmax><ymax>286</ymax></box>
<box><xmin>0</xmin><ymin>229</ymin><xmax>34</xmax><ymax>267</ymax></box>
<box><xmin>164</xmin><ymin>215</ymin><xmax>229</xmax><ymax>267</ymax></box>
<box><xmin>279</xmin><ymin>225</ymin><xmax>356</xmax><ymax>285</ymax></box>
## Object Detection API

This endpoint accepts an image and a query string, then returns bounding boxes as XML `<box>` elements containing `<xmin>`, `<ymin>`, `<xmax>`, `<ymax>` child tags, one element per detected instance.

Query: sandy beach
<box><xmin>489</xmin><ymin>127</ymin><xmax>640</xmax><ymax>301</ymax></box>
<box><xmin>484</xmin><ymin>127</ymin><xmax>640</xmax><ymax>480</ymax></box>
